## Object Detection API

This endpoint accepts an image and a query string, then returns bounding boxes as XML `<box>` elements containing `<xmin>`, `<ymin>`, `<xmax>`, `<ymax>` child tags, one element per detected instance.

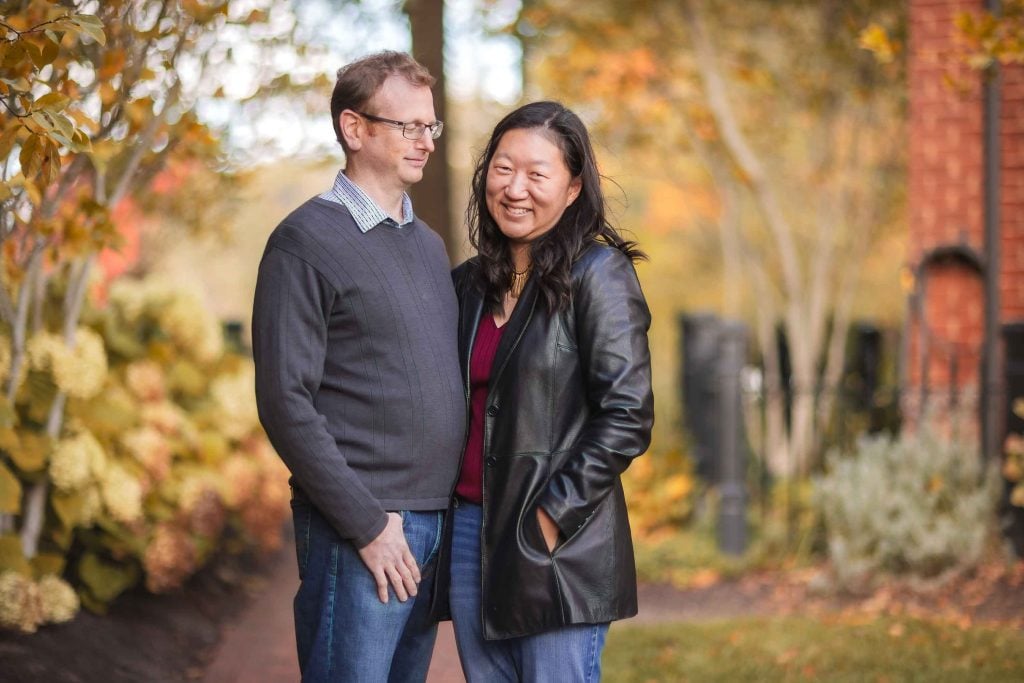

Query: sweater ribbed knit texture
<box><xmin>252</xmin><ymin>197</ymin><xmax>465</xmax><ymax>547</ymax></box>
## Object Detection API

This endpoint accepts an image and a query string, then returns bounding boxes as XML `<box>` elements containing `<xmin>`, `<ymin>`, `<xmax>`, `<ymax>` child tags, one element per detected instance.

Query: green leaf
<box><xmin>51</xmin><ymin>489</ymin><xmax>86</xmax><ymax>528</ymax></box>
<box><xmin>50</xmin><ymin>112</ymin><xmax>75</xmax><ymax>140</ymax></box>
<box><xmin>70</xmin><ymin>15</ymin><xmax>106</xmax><ymax>46</ymax></box>
<box><xmin>71</xmin><ymin>128</ymin><xmax>92</xmax><ymax>152</ymax></box>
<box><xmin>46</xmin><ymin>522</ymin><xmax>73</xmax><ymax>550</ymax></box>
<box><xmin>0</xmin><ymin>460</ymin><xmax>22</xmax><ymax>513</ymax></box>
<box><xmin>31</xmin><ymin>552</ymin><xmax>66</xmax><ymax>579</ymax></box>
<box><xmin>78</xmin><ymin>588</ymin><xmax>108</xmax><ymax>615</ymax></box>
<box><xmin>0</xmin><ymin>398</ymin><xmax>18</xmax><ymax>431</ymax></box>
<box><xmin>7</xmin><ymin>431</ymin><xmax>50</xmax><ymax>474</ymax></box>
<box><xmin>77</xmin><ymin>552</ymin><xmax>139</xmax><ymax>603</ymax></box>
<box><xmin>30</xmin><ymin>111</ymin><xmax>53</xmax><ymax>133</ymax></box>
<box><xmin>35</xmin><ymin>93</ymin><xmax>70</xmax><ymax>113</ymax></box>
<box><xmin>0</xmin><ymin>534</ymin><xmax>30</xmax><ymax>574</ymax></box>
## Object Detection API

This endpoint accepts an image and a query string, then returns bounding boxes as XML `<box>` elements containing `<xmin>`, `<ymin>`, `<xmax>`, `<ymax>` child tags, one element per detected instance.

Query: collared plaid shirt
<box><xmin>319</xmin><ymin>170</ymin><xmax>415</xmax><ymax>233</ymax></box>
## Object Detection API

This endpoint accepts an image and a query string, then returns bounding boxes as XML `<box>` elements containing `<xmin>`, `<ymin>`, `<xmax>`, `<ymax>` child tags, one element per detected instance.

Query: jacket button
<box><xmin>486</xmin><ymin>405</ymin><xmax>499</xmax><ymax>417</ymax></box>
<box><xmin>486</xmin><ymin>456</ymin><xmax>497</xmax><ymax>467</ymax></box>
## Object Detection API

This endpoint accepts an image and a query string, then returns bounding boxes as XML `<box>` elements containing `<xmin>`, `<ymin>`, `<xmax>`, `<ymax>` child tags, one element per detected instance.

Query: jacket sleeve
<box><xmin>535</xmin><ymin>248</ymin><xmax>654</xmax><ymax>540</ymax></box>
<box><xmin>252</xmin><ymin>243</ymin><xmax>388</xmax><ymax>548</ymax></box>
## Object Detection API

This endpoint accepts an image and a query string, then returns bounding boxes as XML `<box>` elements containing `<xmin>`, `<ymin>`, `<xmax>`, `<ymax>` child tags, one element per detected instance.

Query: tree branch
<box><xmin>681</xmin><ymin>0</ymin><xmax>805</xmax><ymax>311</ymax></box>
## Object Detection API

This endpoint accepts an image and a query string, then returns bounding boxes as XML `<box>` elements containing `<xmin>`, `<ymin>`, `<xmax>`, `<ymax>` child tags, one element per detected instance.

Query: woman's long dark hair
<box><xmin>467</xmin><ymin>101</ymin><xmax>644</xmax><ymax>312</ymax></box>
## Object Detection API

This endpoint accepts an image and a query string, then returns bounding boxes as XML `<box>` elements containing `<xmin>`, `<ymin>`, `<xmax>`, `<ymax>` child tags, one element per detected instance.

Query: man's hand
<box><xmin>537</xmin><ymin>507</ymin><xmax>561</xmax><ymax>553</ymax></box>
<box><xmin>357</xmin><ymin>512</ymin><xmax>420</xmax><ymax>604</ymax></box>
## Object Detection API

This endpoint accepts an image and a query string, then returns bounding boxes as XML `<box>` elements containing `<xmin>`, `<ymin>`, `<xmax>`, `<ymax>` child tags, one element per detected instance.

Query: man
<box><xmin>252</xmin><ymin>51</ymin><xmax>465</xmax><ymax>682</ymax></box>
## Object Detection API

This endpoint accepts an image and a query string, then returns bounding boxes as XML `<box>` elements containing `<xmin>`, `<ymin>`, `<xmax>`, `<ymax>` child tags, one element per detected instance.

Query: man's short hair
<box><xmin>331</xmin><ymin>51</ymin><xmax>435</xmax><ymax>152</ymax></box>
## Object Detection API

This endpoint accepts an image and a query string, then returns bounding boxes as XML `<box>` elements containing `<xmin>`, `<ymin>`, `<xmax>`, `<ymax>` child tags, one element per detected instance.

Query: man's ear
<box><xmin>339</xmin><ymin>110</ymin><xmax>364</xmax><ymax>151</ymax></box>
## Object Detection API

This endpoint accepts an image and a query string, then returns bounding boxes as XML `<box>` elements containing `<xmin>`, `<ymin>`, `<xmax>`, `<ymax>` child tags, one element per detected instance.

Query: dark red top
<box><xmin>455</xmin><ymin>312</ymin><xmax>506</xmax><ymax>504</ymax></box>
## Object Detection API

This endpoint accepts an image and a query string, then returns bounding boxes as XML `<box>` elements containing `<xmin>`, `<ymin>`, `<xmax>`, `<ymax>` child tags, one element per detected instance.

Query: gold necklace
<box><xmin>509</xmin><ymin>264</ymin><xmax>532</xmax><ymax>299</ymax></box>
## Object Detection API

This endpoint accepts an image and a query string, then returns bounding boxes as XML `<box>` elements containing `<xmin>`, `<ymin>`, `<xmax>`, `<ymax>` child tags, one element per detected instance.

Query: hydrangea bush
<box><xmin>814</xmin><ymin>428</ymin><xmax>1000</xmax><ymax>589</ymax></box>
<box><xmin>0</xmin><ymin>276</ymin><xmax>290</xmax><ymax>631</ymax></box>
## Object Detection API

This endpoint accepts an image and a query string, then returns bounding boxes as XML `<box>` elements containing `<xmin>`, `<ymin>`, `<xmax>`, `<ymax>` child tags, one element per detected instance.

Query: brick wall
<box><xmin>1003</xmin><ymin>60</ymin><xmax>1024</xmax><ymax>319</ymax></box>
<box><xmin>906</xmin><ymin>0</ymin><xmax>1024</xmax><ymax>422</ymax></box>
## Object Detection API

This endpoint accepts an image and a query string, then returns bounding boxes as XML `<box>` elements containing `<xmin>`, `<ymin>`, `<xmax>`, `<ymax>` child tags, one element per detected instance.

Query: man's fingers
<box><xmin>385</xmin><ymin>564</ymin><xmax>409</xmax><ymax>602</ymax></box>
<box><xmin>402</xmin><ymin>548</ymin><xmax>421</xmax><ymax>585</ymax></box>
<box><xmin>372</xmin><ymin>568</ymin><xmax>389</xmax><ymax>604</ymax></box>
<box><xmin>397</xmin><ymin>559</ymin><xmax>418</xmax><ymax>598</ymax></box>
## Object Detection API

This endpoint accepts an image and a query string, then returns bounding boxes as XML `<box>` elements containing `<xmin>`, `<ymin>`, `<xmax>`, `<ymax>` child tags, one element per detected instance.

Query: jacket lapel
<box><xmin>459</xmin><ymin>281</ymin><xmax>485</xmax><ymax>403</ymax></box>
<box><xmin>489</xmin><ymin>274</ymin><xmax>539</xmax><ymax>390</ymax></box>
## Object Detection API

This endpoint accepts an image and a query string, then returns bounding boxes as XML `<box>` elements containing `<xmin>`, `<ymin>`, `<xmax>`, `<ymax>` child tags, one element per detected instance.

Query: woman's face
<box><xmin>485</xmin><ymin>128</ymin><xmax>582</xmax><ymax>251</ymax></box>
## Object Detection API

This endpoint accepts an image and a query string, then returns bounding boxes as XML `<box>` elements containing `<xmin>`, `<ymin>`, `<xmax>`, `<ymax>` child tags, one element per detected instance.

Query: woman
<box><xmin>445</xmin><ymin>101</ymin><xmax>654</xmax><ymax>682</ymax></box>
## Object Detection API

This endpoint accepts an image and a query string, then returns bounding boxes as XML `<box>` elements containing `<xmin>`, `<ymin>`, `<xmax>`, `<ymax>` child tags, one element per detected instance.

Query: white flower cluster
<box><xmin>210</xmin><ymin>365</ymin><xmax>259</xmax><ymax>440</ymax></box>
<box><xmin>121</xmin><ymin>426</ymin><xmax>172</xmax><ymax>485</ymax></box>
<box><xmin>49</xmin><ymin>430</ymin><xmax>107</xmax><ymax>493</ymax></box>
<box><xmin>143</xmin><ymin>523</ymin><xmax>196</xmax><ymax>593</ymax></box>
<box><xmin>125</xmin><ymin>360</ymin><xmax>166</xmax><ymax>402</ymax></box>
<box><xmin>28</xmin><ymin>328</ymin><xmax>108</xmax><ymax>399</ymax></box>
<box><xmin>100</xmin><ymin>463</ymin><xmax>143</xmax><ymax>524</ymax></box>
<box><xmin>158</xmin><ymin>292</ymin><xmax>224</xmax><ymax>364</ymax></box>
<box><xmin>109</xmin><ymin>277</ymin><xmax>224</xmax><ymax>364</ymax></box>
<box><xmin>0</xmin><ymin>572</ymin><xmax>79</xmax><ymax>633</ymax></box>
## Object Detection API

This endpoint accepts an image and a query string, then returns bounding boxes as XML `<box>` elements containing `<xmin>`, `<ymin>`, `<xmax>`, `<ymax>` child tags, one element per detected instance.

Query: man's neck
<box><xmin>343</xmin><ymin>167</ymin><xmax>406</xmax><ymax>223</ymax></box>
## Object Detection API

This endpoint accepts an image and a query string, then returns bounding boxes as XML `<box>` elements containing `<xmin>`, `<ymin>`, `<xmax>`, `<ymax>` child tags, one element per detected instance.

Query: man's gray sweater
<box><xmin>252</xmin><ymin>197</ymin><xmax>465</xmax><ymax>547</ymax></box>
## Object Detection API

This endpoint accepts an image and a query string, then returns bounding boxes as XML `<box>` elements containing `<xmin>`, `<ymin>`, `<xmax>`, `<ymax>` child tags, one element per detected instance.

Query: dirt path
<box><xmin>201</xmin><ymin>547</ymin><xmax>465</xmax><ymax>683</ymax></box>
<box><xmin>200</xmin><ymin>550</ymin><xmax>782</xmax><ymax>682</ymax></box>
<box><xmin>200</xmin><ymin>542</ymin><xmax>1024</xmax><ymax>682</ymax></box>
<box><xmin>198</xmin><ymin>555</ymin><xmax>732</xmax><ymax>681</ymax></box>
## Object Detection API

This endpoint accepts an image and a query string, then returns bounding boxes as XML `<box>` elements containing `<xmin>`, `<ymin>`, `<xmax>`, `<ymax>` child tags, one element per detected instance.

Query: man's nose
<box><xmin>415</xmin><ymin>131</ymin><xmax>435</xmax><ymax>152</ymax></box>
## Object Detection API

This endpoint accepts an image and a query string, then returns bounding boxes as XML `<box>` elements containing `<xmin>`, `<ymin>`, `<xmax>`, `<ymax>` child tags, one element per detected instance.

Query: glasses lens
<box><xmin>401</xmin><ymin>122</ymin><xmax>443</xmax><ymax>140</ymax></box>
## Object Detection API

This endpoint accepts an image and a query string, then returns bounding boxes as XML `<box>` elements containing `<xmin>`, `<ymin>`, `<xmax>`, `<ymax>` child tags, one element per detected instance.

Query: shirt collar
<box><xmin>323</xmin><ymin>170</ymin><xmax>415</xmax><ymax>233</ymax></box>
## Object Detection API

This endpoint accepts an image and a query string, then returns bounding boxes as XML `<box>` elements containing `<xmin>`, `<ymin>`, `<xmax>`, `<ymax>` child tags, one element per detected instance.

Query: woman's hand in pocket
<box><xmin>537</xmin><ymin>506</ymin><xmax>561</xmax><ymax>552</ymax></box>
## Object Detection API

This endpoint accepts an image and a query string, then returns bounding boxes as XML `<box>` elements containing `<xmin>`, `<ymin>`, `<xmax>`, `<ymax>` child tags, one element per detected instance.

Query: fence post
<box><xmin>681</xmin><ymin>313</ymin><xmax>722</xmax><ymax>483</ymax></box>
<box><xmin>718</xmin><ymin>320</ymin><xmax>748</xmax><ymax>555</ymax></box>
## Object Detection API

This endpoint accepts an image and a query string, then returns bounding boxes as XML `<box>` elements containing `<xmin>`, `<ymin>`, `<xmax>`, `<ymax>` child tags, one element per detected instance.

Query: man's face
<box><xmin>354</xmin><ymin>76</ymin><xmax>437</xmax><ymax>191</ymax></box>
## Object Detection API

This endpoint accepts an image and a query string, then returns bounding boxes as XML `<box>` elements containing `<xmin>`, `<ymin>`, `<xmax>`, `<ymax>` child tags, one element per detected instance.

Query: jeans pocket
<box><xmin>291</xmin><ymin>500</ymin><xmax>311</xmax><ymax>581</ymax></box>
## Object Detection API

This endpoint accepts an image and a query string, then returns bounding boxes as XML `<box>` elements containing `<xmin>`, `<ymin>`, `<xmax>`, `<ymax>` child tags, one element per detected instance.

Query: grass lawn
<box><xmin>602</xmin><ymin>616</ymin><xmax>1024</xmax><ymax>682</ymax></box>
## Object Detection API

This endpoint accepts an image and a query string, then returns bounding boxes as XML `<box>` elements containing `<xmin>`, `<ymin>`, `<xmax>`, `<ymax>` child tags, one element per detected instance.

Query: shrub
<box><xmin>814</xmin><ymin>428</ymin><xmax>999</xmax><ymax>588</ymax></box>
<box><xmin>0</xmin><ymin>276</ymin><xmax>290</xmax><ymax>631</ymax></box>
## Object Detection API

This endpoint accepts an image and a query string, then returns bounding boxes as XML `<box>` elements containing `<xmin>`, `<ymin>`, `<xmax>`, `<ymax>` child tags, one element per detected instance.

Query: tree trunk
<box><xmin>404</xmin><ymin>0</ymin><xmax>456</xmax><ymax>260</ymax></box>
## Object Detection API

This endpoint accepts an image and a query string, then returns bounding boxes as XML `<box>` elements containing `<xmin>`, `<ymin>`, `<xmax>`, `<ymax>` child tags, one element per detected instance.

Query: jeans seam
<box><xmin>325</xmin><ymin>541</ymin><xmax>340</xmax><ymax>680</ymax></box>
<box><xmin>423</xmin><ymin>510</ymin><xmax>443</xmax><ymax>565</ymax></box>
<box><xmin>301</xmin><ymin>509</ymin><xmax>311</xmax><ymax>576</ymax></box>
<box><xmin>585</xmin><ymin>625</ymin><xmax>599</xmax><ymax>683</ymax></box>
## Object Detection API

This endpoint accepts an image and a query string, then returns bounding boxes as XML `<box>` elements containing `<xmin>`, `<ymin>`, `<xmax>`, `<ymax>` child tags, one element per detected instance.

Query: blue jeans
<box><xmin>291</xmin><ymin>501</ymin><xmax>444</xmax><ymax>683</ymax></box>
<box><xmin>449</xmin><ymin>502</ymin><xmax>609</xmax><ymax>683</ymax></box>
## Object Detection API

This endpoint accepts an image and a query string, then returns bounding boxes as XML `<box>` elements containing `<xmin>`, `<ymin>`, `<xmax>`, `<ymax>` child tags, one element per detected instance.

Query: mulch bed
<box><xmin>638</xmin><ymin>558</ymin><xmax>1024</xmax><ymax>629</ymax></box>
<box><xmin>0</xmin><ymin>547</ymin><xmax>287</xmax><ymax>683</ymax></box>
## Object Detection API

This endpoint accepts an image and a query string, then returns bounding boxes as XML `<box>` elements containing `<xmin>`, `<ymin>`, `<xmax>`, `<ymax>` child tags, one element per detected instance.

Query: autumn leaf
<box><xmin>19</xmin><ymin>133</ymin><xmax>43</xmax><ymax>178</ymax></box>
<box><xmin>34</xmin><ymin>92</ymin><xmax>70</xmax><ymax>112</ymax></box>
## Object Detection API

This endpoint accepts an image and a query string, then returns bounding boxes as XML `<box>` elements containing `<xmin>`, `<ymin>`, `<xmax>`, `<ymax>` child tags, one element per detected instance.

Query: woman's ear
<box><xmin>339</xmin><ymin>110</ymin><xmax>364</xmax><ymax>151</ymax></box>
<box><xmin>566</xmin><ymin>177</ymin><xmax>582</xmax><ymax>207</ymax></box>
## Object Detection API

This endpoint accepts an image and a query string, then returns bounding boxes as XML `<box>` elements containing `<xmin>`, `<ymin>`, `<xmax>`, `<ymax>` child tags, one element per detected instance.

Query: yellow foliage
<box><xmin>858</xmin><ymin>23</ymin><xmax>897</xmax><ymax>64</ymax></box>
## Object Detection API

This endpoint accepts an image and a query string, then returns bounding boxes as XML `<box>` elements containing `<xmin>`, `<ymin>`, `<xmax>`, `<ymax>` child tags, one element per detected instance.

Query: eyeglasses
<box><xmin>356</xmin><ymin>112</ymin><xmax>444</xmax><ymax>140</ymax></box>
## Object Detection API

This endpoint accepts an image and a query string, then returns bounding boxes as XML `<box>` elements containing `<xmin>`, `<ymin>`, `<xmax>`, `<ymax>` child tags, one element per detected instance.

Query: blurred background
<box><xmin>2</xmin><ymin>0</ymin><xmax>1024</xmax><ymax>680</ymax></box>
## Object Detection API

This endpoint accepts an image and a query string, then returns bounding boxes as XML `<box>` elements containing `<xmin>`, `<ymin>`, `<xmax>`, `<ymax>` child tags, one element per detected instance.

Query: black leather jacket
<box><xmin>432</xmin><ymin>242</ymin><xmax>654</xmax><ymax>640</ymax></box>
